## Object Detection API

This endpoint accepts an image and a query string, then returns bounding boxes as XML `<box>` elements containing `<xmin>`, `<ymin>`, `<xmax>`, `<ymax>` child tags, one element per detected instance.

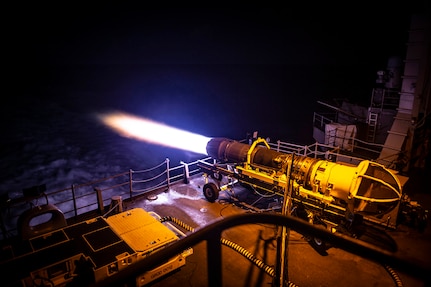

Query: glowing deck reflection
<box><xmin>98</xmin><ymin>111</ymin><xmax>211</xmax><ymax>155</ymax></box>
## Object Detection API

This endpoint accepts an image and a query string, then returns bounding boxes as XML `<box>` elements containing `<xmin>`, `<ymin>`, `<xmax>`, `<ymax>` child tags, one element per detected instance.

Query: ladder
<box><xmin>367</xmin><ymin>112</ymin><xmax>378</xmax><ymax>142</ymax></box>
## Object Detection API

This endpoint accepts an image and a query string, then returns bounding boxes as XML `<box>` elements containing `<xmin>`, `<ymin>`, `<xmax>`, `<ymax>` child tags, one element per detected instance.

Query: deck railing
<box><xmin>0</xmin><ymin>136</ymin><xmax>382</xmax><ymax>240</ymax></box>
<box><xmin>269</xmin><ymin>138</ymin><xmax>383</xmax><ymax>166</ymax></box>
<box><xmin>312</xmin><ymin>111</ymin><xmax>406</xmax><ymax>167</ymax></box>
<box><xmin>0</xmin><ymin>156</ymin><xmax>213</xmax><ymax>239</ymax></box>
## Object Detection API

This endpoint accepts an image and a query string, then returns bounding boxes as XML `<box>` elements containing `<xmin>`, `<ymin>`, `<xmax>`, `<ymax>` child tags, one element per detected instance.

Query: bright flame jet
<box><xmin>98</xmin><ymin>111</ymin><xmax>211</xmax><ymax>155</ymax></box>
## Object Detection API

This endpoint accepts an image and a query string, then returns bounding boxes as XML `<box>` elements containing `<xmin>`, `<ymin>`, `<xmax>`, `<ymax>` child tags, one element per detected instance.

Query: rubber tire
<box><xmin>310</xmin><ymin>223</ymin><xmax>329</xmax><ymax>255</ymax></box>
<box><xmin>203</xmin><ymin>182</ymin><xmax>219</xmax><ymax>203</ymax></box>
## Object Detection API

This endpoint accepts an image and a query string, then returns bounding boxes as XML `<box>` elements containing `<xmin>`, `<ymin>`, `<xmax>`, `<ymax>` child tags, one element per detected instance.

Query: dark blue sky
<box><xmin>5</xmin><ymin>5</ymin><xmax>427</xmax><ymax>143</ymax></box>
<box><xmin>9</xmin><ymin>5</ymin><xmax>417</xmax><ymax>67</ymax></box>
<box><xmin>9</xmin><ymin>6</ymin><xmax>416</xmax><ymax>97</ymax></box>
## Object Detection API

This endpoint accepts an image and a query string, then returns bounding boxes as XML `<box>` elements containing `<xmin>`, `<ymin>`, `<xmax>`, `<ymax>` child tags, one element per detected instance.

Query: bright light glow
<box><xmin>98</xmin><ymin>111</ymin><xmax>211</xmax><ymax>155</ymax></box>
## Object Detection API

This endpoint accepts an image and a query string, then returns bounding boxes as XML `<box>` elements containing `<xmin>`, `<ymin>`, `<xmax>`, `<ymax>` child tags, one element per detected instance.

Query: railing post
<box><xmin>180</xmin><ymin>161</ymin><xmax>190</xmax><ymax>184</ymax></box>
<box><xmin>166</xmin><ymin>158</ymin><xmax>170</xmax><ymax>188</ymax></box>
<box><xmin>95</xmin><ymin>187</ymin><xmax>104</xmax><ymax>214</ymax></box>
<box><xmin>71</xmin><ymin>184</ymin><xmax>78</xmax><ymax>218</ymax></box>
<box><xmin>207</xmin><ymin>230</ymin><xmax>222</xmax><ymax>287</ymax></box>
<box><xmin>129</xmin><ymin>169</ymin><xmax>133</xmax><ymax>199</ymax></box>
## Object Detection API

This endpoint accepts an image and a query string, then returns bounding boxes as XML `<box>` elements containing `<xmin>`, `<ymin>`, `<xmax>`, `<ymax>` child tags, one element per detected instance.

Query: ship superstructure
<box><xmin>312</xmin><ymin>15</ymin><xmax>431</xmax><ymax>172</ymax></box>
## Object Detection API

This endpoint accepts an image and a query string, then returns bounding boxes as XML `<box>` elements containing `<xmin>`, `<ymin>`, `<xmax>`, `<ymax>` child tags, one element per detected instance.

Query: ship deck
<box><xmin>1</xmin><ymin>166</ymin><xmax>430</xmax><ymax>287</ymax></box>
<box><xmin>110</xmin><ymin>173</ymin><xmax>431</xmax><ymax>287</ymax></box>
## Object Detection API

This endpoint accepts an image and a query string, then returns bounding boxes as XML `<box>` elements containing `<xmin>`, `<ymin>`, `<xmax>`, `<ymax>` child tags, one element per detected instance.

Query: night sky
<box><xmin>10</xmin><ymin>6</ymin><xmax>414</xmax><ymax>66</ymax></box>
<box><xmin>5</xmin><ymin>4</ymin><xmax>427</xmax><ymax>143</ymax></box>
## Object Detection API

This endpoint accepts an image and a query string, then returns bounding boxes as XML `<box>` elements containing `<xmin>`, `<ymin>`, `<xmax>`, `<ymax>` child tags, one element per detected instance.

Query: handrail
<box><xmin>0</xmin><ymin>157</ymin><xmax>208</xmax><ymax>238</ymax></box>
<box><xmin>93</xmin><ymin>213</ymin><xmax>429</xmax><ymax>287</ymax></box>
<box><xmin>269</xmin><ymin>138</ymin><xmax>382</xmax><ymax>165</ymax></box>
<box><xmin>311</xmin><ymin>110</ymin><xmax>408</xmax><ymax>168</ymax></box>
